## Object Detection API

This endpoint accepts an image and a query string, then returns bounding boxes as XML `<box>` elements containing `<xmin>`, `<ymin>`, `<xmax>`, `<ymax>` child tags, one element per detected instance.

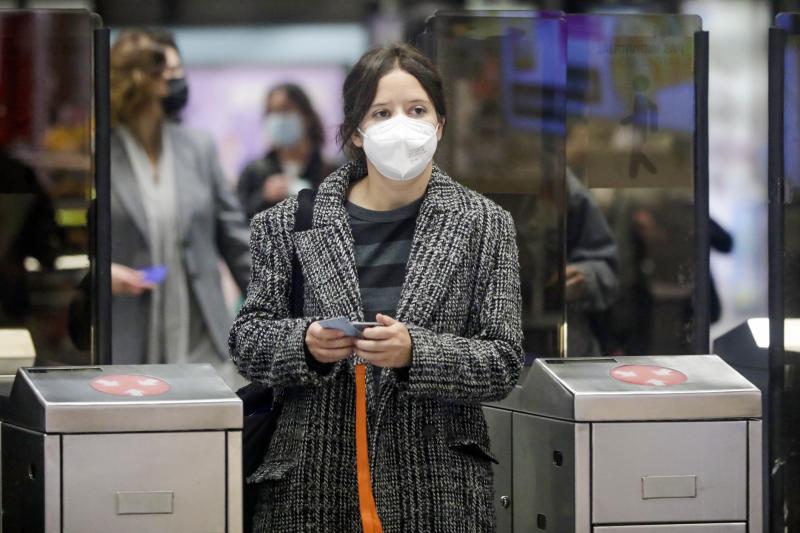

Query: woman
<box><xmin>237</xmin><ymin>83</ymin><xmax>333</xmax><ymax>219</ymax></box>
<box><xmin>229</xmin><ymin>43</ymin><xmax>522</xmax><ymax>532</ymax></box>
<box><xmin>110</xmin><ymin>30</ymin><xmax>250</xmax><ymax>379</ymax></box>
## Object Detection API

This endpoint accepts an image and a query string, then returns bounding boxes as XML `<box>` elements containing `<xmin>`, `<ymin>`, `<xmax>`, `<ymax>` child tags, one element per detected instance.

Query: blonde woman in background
<box><xmin>109</xmin><ymin>29</ymin><xmax>250</xmax><ymax>385</ymax></box>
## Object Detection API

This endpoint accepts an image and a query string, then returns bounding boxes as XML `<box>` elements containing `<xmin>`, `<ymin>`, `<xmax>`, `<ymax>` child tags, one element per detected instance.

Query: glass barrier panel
<box><xmin>423</xmin><ymin>12</ymin><xmax>567</xmax><ymax>358</ymax></box>
<box><xmin>0</xmin><ymin>10</ymin><xmax>98</xmax><ymax>366</ymax></box>
<box><xmin>566</xmin><ymin>14</ymin><xmax>701</xmax><ymax>356</ymax></box>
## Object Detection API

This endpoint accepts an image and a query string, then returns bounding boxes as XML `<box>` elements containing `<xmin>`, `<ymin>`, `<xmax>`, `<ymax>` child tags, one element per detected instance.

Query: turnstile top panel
<box><xmin>497</xmin><ymin>355</ymin><xmax>761</xmax><ymax>421</ymax></box>
<box><xmin>2</xmin><ymin>364</ymin><xmax>242</xmax><ymax>433</ymax></box>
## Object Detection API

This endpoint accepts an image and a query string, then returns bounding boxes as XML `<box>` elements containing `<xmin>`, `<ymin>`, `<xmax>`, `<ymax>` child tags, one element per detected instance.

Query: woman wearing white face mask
<box><xmin>230</xmin><ymin>43</ymin><xmax>523</xmax><ymax>533</ymax></box>
<box><xmin>237</xmin><ymin>83</ymin><xmax>333</xmax><ymax>219</ymax></box>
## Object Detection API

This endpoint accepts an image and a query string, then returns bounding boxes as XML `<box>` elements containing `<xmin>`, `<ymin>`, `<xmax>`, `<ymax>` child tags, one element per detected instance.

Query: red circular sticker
<box><xmin>90</xmin><ymin>375</ymin><xmax>171</xmax><ymax>397</ymax></box>
<box><xmin>610</xmin><ymin>365</ymin><xmax>688</xmax><ymax>387</ymax></box>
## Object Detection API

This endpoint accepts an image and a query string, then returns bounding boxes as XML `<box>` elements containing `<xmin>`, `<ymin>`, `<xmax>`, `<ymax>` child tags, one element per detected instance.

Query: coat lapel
<box><xmin>292</xmin><ymin>161</ymin><xmax>364</xmax><ymax>320</ymax></box>
<box><xmin>395</xmin><ymin>165</ymin><xmax>473</xmax><ymax>328</ymax></box>
<box><xmin>377</xmin><ymin>165</ymin><xmax>474</xmax><ymax>429</ymax></box>
<box><xmin>111</xmin><ymin>131</ymin><xmax>150</xmax><ymax>246</ymax></box>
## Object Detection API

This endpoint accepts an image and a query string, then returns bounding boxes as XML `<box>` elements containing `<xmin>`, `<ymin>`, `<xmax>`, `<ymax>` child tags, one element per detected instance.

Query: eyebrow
<box><xmin>369</xmin><ymin>98</ymin><xmax>431</xmax><ymax>109</ymax></box>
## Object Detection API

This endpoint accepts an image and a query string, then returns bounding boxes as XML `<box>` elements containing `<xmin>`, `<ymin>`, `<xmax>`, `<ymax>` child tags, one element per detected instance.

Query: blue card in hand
<box><xmin>318</xmin><ymin>316</ymin><xmax>360</xmax><ymax>337</ymax></box>
<box><xmin>139</xmin><ymin>265</ymin><xmax>168</xmax><ymax>284</ymax></box>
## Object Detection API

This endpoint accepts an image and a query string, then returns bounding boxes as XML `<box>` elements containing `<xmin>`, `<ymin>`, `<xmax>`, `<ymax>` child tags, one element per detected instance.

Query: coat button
<box><xmin>422</xmin><ymin>423</ymin><xmax>436</xmax><ymax>439</ymax></box>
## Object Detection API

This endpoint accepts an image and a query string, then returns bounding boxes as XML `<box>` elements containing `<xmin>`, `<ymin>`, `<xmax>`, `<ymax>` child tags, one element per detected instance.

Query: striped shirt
<box><xmin>346</xmin><ymin>197</ymin><xmax>423</xmax><ymax>322</ymax></box>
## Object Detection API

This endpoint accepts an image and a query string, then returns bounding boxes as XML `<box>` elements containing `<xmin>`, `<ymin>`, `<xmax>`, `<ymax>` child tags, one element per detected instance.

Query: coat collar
<box><xmin>310</xmin><ymin>159</ymin><xmax>467</xmax><ymax>229</ymax></box>
<box><xmin>293</xmin><ymin>159</ymin><xmax>474</xmax><ymax>326</ymax></box>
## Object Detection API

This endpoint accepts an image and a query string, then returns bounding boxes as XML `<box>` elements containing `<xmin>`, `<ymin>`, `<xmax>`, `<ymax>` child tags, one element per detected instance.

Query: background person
<box><xmin>565</xmin><ymin>169</ymin><xmax>620</xmax><ymax>356</ymax></box>
<box><xmin>229</xmin><ymin>42</ymin><xmax>523</xmax><ymax>532</ymax></box>
<box><xmin>110</xmin><ymin>30</ymin><xmax>250</xmax><ymax>384</ymax></box>
<box><xmin>237</xmin><ymin>83</ymin><xmax>333</xmax><ymax>219</ymax></box>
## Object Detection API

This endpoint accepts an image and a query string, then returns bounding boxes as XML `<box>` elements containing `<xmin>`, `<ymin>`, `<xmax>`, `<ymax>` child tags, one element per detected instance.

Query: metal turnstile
<box><xmin>485</xmin><ymin>355</ymin><xmax>762</xmax><ymax>533</ymax></box>
<box><xmin>0</xmin><ymin>364</ymin><xmax>242</xmax><ymax>533</ymax></box>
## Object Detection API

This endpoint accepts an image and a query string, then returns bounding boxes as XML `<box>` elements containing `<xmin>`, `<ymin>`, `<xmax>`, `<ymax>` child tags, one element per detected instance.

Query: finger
<box><xmin>360</xmin><ymin>327</ymin><xmax>393</xmax><ymax>341</ymax></box>
<box><xmin>376</xmin><ymin>313</ymin><xmax>397</xmax><ymax>326</ymax></box>
<box><xmin>355</xmin><ymin>339</ymin><xmax>385</xmax><ymax>353</ymax></box>
<box><xmin>320</xmin><ymin>337</ymin><xmax>356</xmax><ymax>350</ymax></box>
<box><xmin>314</xmin><ymin>348</ymin><xmax>352</xmax><ymax>362</ymax></box>
<box><xmin>309</xmin><ymin>323</ymin><xmax>345</xmax><ymax>340</ymax></box>
<box><xmin>317</xmin><ymin>329</ymin><xmax>349</xmax><ymax>341</ymax></box>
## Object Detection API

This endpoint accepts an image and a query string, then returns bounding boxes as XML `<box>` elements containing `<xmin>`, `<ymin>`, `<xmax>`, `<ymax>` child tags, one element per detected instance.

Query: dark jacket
<box><xmin>229</xmin><ymin>160</ymin><xmax>523</xmax><ymax>532</ymax></box>
<box><xmin>236</xmin><ymin>149</ymin><xmax>330</xmax><ymax>220</ymax></box>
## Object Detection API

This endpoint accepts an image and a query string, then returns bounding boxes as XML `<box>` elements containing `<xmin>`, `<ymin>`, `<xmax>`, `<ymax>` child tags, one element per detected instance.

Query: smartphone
<box><xmin>351</xmin><ymin>322</ymin><xmax>380</xmax><ymax>335</ymax></box>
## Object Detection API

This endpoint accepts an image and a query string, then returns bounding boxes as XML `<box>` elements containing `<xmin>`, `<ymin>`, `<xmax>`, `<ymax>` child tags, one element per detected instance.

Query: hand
<box><xmin>111</xmin><ymin>263</ymin><xmax>155</xmax><ymax>295</ymax></box>
<box><xmin>354</xmin><ymin>314</ymin><xmax>412</xmax><ymax>368</ymax></box>
<box><xmin>262</xmin><ymin>174</ymin><xmax>289</xmax><ymax>203</ymax></box>
<box><xmin>565</xmin><ymin>264</ymin><xmax>587</xmax><ymax>302</ymax></box>
<box><xmin>305</xmin><ymin>321</ymin><xmax>356</xmax><ymax>364</ymax></box>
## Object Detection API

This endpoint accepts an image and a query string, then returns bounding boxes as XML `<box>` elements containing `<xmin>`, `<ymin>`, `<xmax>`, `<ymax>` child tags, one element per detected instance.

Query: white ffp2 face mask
<box><xmin>358</xmin><ymin>114</ymin><xmax>439</xmax><ymax>181</ymax></box>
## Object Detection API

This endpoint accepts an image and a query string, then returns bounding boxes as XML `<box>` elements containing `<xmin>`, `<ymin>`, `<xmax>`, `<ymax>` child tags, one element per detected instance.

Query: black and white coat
<box><xmin>229</xmin><ymin>160</ymin><xmax>523</xmax><ymax>532</ymax></box>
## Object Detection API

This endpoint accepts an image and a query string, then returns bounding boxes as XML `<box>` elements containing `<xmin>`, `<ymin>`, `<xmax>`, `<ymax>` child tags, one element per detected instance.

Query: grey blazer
<box><xmin>111</xmin><ymin>124</ymin><xmax>250</xmax><ymax>364</ymax></box>
<box><xmin>229</xmin><ymin>160</ymin><xmax>523</xmax><ymax>532</ymax></box>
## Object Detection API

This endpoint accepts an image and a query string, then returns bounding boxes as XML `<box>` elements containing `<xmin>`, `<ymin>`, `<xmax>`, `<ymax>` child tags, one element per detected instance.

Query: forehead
<box><xmin>371</xmin><ymin>68</ymin><xmax>431</xmax><ymax>104</ymax></box>
<box><xmin>267</xmin><ymin>89</ymin><xmax>297</xmax><ymax>110</ymax></box>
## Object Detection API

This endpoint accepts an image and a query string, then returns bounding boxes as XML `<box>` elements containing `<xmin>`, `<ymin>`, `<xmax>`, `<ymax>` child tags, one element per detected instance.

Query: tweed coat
<box><xmin>229</xmin><ymin>160</ymin><xmax>523</xmax><ymax>532</ymax></box>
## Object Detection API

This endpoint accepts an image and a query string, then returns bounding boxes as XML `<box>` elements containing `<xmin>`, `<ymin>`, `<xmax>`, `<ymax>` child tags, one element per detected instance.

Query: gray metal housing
<box><xmin>1</xmin><ymin>364</ymin><xmax>243</xmax><ymax>533</ymax></box>
<box><xmin>485</xmin><ymin>355</ymin><xmax>763</xmax><ymax>533</ymax></box>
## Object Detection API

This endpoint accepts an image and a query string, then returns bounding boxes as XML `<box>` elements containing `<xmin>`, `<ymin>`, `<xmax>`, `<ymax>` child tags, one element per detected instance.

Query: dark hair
<box><xmin>337</xmin><ymin>42</ymin><xmax>446</xmax><ymax>161</ymax></box>
<box><xmin>267</xmin><ymin>83</ymin><xmax>326</xmax><ymax>150</ymax></box>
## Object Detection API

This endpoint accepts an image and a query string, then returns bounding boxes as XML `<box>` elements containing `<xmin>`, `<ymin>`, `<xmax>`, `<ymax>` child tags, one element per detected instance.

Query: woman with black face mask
<box><xmin>109</xmin><ymin>30</ymin><xmax>251</xmax><ymax>386</ymax></box>
<box><xmin>146</xmin><ymin>28</ymin><xmax>189</xmax><ymax>122</ymax></box>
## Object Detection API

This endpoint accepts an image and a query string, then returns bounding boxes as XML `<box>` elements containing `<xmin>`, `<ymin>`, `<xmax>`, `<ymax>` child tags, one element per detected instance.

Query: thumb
<box><xmin>376</xmin><ymin>313</ymin><xmax>397</xmax><ymax>326</ymax></box>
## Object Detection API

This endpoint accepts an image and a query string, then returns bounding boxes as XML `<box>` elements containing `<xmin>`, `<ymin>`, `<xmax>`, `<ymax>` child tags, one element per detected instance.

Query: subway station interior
<box><xmin>0</xmin><ymin>0</ymin><xmax>799</xmax><ymax>531</ymax></box>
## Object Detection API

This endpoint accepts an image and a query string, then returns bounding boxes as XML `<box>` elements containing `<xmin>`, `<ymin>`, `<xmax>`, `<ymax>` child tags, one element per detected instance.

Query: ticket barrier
<box><xmin>0</xmin><ymin>364</ymin><xmax>242</xmax><ymax>533</ymax></box>
<box><xmin>484</xmin><ymin>355</ymin><xmax>762</xmax><ymax>533</ymax></box>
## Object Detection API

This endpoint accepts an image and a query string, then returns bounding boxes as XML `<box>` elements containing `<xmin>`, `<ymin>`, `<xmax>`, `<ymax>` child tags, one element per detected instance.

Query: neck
<box><xmin>348</xmin><ymin>161</ymin><xmax>431</xmax><ymax>211</ymax></box>
<box><xmin>127</xmin><ymin>101</ymin><xmax>163</xmax><ymax>163</ymax></box>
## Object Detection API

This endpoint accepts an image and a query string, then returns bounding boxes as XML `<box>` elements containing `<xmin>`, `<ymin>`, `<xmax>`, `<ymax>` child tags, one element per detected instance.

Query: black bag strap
<box><xmin>289</xmin><ymin>189</ymin><xmax>316</xmax><ymax>318</ymax></box>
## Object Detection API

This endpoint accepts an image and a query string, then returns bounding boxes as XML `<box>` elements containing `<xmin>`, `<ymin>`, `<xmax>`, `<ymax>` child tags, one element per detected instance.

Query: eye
<box><xmin>410</xmin><ymin>105</ymin><xmax>427</xmax><ymax>116</ymax></box>
<box><xmin>372</xmin><ymin>109</ymin><xmax>390</xmax><ymax>119</ymax></box>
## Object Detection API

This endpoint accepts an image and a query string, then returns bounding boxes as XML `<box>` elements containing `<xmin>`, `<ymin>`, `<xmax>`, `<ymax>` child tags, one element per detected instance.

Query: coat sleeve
<box><xmin>228</xmin><ymin>203</ymin><xmax>341</xmax><ymax>387</ymax></box>
<box><xmin>204</xmin><ymin>135</ymin><xmax>252</xmax><ymax>291</ymax></box>
<box><xmin>402</xmin><ymin>210</ymin><xmax>523</xmax><ymax>403</ymax></box>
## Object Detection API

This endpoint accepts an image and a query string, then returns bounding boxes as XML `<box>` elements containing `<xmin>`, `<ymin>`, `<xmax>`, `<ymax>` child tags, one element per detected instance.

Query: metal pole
<box><xmin>93</xmin><ymin>27</ymin><xmax>112</xmax><ymax>365</ymax></box>
<box><xmin>693</xmin><ymin>30</ymin><xmax>710</xmax><ymax>355</ymax></box>
<box><xmin>767</xmin><ymin>25</ymin><xmax>786</xmax><ymax>533</ymax></box>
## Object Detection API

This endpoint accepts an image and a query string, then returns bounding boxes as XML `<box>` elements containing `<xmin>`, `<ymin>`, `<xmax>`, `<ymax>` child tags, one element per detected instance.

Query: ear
<box><xmin>436</xmin><ymin>117</ymin><xmax>446</xmax><ymax>141</ymax></box>
<box><xmin>351</xmin><ymin>129</ymin><xmax>364</xmax><ymax>149</ymax></box>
